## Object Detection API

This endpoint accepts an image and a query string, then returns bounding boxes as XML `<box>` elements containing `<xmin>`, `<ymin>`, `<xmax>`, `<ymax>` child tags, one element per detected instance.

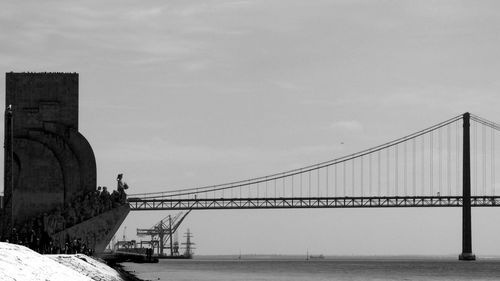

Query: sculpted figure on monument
<box><xmin>54</xmin><ymin>208</ymin><xmax>65</xmax><ymax>232</ymax></box>
<box><xmin>35</xmin><ymin>217</ymin><xmax>43</xmax><ymax>236</ymax></box>
<box><xmin>111</xmin><ymin>190</ymin><xmax>120</xmax><ymax>208</ymax></box>
<box><xmin>117</xmin><ymin>173</ymin><xmax>129</xmax><ymax>204</ymax></box>
<box><xmin>46</xmin><ymin>213</ymin><xmax>56</xmax><ymax>235</ymax></box>
<box><xmin>117</xmin><ymin>174</ymin><xmax>123</xmax><ymax>186</ymax></box>
<box><xmin>3</xmin><ymin>176</ymin><xmax>132</xmax><ymax>256</ymax></box>
<box><xmin>42</xmin><ymin>213</ymin><xmax>49</xmax><ymax>232</ymax></box>
<box><xmin>100</xmin><ymin>186</ymin><xmax>111</xmax><ymax>211</ymax></box>
<box><xmin>82</xmin><ymin>194</ymin><xmax>93</xmax><ymax>220</ymax></box>
<box><xmin>72</xmin><ymin>198</ymin><xmax>81</xmax><ymax>222</ymax></box>
<box><xmin>90</xmin><ymin>189</ymin><xmax>99</xmax><ymax>215</ymax></box>
<box><xmin>63</xmin><ymin>203</ymin><xmax>77</xmax><ymax>227</ymax></box>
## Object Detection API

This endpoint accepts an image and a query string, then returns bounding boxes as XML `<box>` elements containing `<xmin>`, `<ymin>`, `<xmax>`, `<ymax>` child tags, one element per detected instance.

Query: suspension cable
<box><xmin>132</xmin><ymin>114</ymin><xmax>483</xmax><ymax>199</ymax></box>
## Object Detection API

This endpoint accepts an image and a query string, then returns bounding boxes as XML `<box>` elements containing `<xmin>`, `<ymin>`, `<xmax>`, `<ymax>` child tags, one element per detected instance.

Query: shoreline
<box><xmin>110</xmin><ymin>262</ymin><xmax>145</xmax><ymax>281</ymax></box>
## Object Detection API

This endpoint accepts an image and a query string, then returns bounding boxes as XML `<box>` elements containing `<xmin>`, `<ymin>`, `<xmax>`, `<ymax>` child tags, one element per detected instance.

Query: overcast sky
<box><xmin>3</xmin><ymin>0</ymin><xmax>500</xmax><ymax>255</ymax></box>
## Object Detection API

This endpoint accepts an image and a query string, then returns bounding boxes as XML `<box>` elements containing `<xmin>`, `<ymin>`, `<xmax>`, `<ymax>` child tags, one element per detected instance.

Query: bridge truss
<box><xmin>128</xmin><ymin>196</ymin><xmax>500</xmax><ymax>210</ymax></box>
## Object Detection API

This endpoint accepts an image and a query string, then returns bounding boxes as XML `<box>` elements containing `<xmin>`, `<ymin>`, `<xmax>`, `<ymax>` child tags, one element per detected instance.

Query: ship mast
<box><xmin>182</xmin><ymin>228</ymin><xmax>195</xmax><ymax>258</ymax></box>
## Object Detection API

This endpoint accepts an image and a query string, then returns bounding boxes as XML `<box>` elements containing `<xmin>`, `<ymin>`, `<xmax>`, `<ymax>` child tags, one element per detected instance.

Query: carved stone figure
<box><xmin>100</xmin><ymin>187</ymin><xmax>111</xmax><ymax>211</ymax></box>
<box><xmin>116</xmin><ymin>173</ymin><xmax>128</xmax><ymax>204</ymax></box>
<box><xmin>54</xmin><ymin>208</ymin><xmax>65</xmax><ymax>233</ymax></box>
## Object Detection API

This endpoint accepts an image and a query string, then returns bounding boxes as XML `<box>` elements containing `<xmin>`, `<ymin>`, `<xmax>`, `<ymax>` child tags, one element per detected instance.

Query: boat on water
<box><xmin>306</xmin><ymin>250</ymin><xmax>325</xmax><ymax>260</ymax></box>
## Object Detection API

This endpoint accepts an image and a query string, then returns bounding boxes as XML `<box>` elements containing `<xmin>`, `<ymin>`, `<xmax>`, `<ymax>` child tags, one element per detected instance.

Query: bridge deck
<box><xmin>128</xmin><ymin>196</ymin><xmax>500</xmax><ymax>210</ymax></box>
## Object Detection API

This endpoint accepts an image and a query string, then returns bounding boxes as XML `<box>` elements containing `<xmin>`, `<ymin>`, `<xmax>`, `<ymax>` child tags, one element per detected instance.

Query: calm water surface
<box><xmin>123</xmin><ymin>256</ymin><xmax>500</xmax><ymax>281</ymax></box>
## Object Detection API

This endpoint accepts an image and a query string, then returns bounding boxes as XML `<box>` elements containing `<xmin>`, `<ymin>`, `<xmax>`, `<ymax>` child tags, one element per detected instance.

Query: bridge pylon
<box><xmin>459</xmin><ymin>112</ymin><xmax>476</xmax><ymax>261</ymax></box>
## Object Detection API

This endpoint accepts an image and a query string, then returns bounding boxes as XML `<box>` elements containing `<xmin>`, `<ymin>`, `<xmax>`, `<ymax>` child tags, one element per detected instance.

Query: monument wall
<box><xmin>5</xmin><ymin>72</ymin><xmax>97</xmax><ymax>225</ymax></box>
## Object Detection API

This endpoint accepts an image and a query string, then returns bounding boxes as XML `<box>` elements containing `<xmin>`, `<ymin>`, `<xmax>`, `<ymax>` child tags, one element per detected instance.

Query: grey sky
<box><xmin>2</xmin><ymin>0</ymin><xmax>500</xmax><ymax>255</ymax></box>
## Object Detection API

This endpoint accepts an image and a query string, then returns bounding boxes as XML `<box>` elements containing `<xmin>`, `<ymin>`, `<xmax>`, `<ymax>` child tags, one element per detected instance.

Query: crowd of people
<box><xmin>3</xmin><ymin>174</ymin><xmax>129</xmax><ymax>255</ymax></box>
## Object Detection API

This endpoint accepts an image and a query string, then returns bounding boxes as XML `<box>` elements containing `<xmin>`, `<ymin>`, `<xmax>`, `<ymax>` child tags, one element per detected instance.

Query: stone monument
<box><xmin>1</xmin><ymin>72</ymin><xmax>129</xmax><ymax>253</ymax></box>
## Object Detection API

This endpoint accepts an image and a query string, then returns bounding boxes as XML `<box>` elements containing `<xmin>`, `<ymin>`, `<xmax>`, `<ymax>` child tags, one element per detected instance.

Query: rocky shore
<box><xmin>0</xmin><ymin>242</ymin><xmax>143</xmax><ymax>281</ymax></box>
<box><xmin>111</xmin><ymin>263</ymin><xmax>144</xmax><ymax>281</ymax></box>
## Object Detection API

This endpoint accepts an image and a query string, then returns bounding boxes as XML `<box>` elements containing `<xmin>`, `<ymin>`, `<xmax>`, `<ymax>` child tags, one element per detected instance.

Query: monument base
<box><xmin>51</xmin><ymin>205</ymin><xmax>130</xmax><ymax>253</ymax></box>
<box><xmin>459</xmin><ymin>252</ymin><xmax>476</xmax><ymax>261</ymax></box>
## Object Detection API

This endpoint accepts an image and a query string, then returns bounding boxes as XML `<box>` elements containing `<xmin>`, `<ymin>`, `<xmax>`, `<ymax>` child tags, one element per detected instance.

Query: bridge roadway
<box><xmin>128</xmin><ymin>196</ymin><xmax>500</xmax><ymax>210</ymax></box>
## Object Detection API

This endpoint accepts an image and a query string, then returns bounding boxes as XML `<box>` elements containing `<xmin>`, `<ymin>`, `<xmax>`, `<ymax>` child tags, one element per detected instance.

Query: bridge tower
<box><xmin>459</xmin><ymin>112</ymin><xmax>475</xmax><ymax>261</ymax></box>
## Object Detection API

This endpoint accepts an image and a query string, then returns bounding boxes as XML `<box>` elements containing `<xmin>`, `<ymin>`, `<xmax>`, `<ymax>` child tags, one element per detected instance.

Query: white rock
<box><xmin>0</xmin><ymin>242</ymin><xmax>92</xmax><ymax>281</ymax></box>
<box><xmin>47</xmin><ymin>254</ymin><xmax>123</xmax><ymax>281</ymax></box>
<box><xmin>0</xmin><ymin>242</ymin><xmax>127</xmax><ymax>281</ymax></box>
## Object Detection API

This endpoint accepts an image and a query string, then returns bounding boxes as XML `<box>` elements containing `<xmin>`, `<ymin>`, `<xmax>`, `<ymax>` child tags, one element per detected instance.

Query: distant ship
<box><xmin>180</xmin><ymin>228</ymin><xmax>195</xmax><ymax>259</ymax></box>
<box><xmin>306</xmin><ymin>250</ymin><xmax>325</xmax><ymax>260</ymax></box>
<box><xmin>157</xmin><ymin>229</ymin><xmax>195</xmax><ymax>259</ymax></box>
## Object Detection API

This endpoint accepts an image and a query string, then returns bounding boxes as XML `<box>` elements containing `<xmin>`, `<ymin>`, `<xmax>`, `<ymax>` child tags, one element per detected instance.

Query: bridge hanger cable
<box><xmin>131</xmin><ymin>114</ymin><xmax>463</xmax><ymax>198</ymax></box>
<box><xmin>129</xmin><ymin>113</ymin><xmax>500</xmax><ymax>199</ymax></box>
<box><xmin>131</xmin><ymin>114</ymin><xmax>464</xmax><ymax>198</ymax></box>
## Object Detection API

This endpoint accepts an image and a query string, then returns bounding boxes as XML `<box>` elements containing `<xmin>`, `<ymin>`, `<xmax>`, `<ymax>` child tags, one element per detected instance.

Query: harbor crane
<box><xmin>136</xmin><ymin>210</ymin><xmax>191</xmax><ymax>257</ymax></box>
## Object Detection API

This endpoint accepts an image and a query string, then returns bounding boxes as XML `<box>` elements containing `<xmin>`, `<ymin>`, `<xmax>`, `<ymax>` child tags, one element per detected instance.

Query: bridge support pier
<box><xmin>459</xmin><ymin>112</ymin><xmax>475</xmax><ymax>261</ymax></box>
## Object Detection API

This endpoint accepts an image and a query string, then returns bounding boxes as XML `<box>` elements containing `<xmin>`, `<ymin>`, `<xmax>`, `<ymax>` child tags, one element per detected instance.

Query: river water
<box><xmin>123</xmin><ymin>256</ymin><xmax>500</xmax><ymax>281</ymax></box>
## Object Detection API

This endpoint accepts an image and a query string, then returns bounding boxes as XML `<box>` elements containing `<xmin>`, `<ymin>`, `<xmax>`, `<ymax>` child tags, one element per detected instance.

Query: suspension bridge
<box><xmin>127</xmin><ymin>112</ymin><xmax>500</xmax><ymax>260</ymax></box>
